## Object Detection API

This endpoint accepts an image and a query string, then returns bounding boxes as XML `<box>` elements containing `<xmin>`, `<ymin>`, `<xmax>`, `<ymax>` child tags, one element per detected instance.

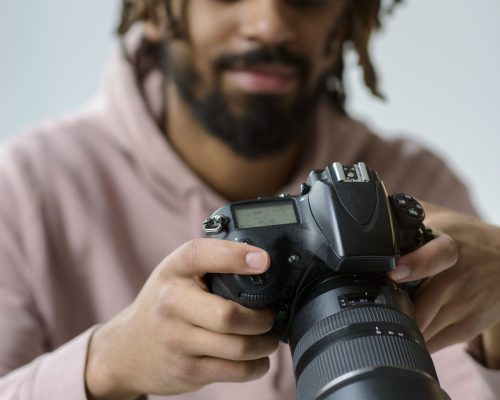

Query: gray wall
<box><xmin>1</xmin><ymin>1</ymin><xmax>499</xmax><ymax>223</ymax></box>
<box><xmin>0</xmin><ymin>1</ymin><xmax>119</xmax><ymax>135</ymax></box>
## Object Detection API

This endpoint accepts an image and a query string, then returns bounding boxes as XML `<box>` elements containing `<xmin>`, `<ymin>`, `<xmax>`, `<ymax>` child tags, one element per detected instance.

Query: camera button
<box><xmin>397</xmin><ymin>198</ymin><xmax>407</xmax><ymax>207</ymax></box>
<box><xmin>408</xmin><ymin>208</ymin><xmax>422</xmax><ymax>218</ymax></box>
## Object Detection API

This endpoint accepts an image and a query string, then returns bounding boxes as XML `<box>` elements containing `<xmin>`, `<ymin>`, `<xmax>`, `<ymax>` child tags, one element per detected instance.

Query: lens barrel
<box><xmin>289</xmin><ymin>274</ymin><xmax>450</xmax><ymax>400</ymax></box>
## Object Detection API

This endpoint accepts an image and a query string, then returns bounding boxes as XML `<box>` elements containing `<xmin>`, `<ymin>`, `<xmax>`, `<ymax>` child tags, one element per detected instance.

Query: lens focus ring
<box><xmin>292</xmin><ymin>305</ymin><xmax>422</xmax><ymax>368</ymax></box>
<box><xmin>296</xmin><ymin>335</ymin><xmax>435</xmax><ymax>400</ymax></box>
<box><xmin>292</xmin><ymin>306</ymin><xmax>436</xmax><ymax>400</ymax></box>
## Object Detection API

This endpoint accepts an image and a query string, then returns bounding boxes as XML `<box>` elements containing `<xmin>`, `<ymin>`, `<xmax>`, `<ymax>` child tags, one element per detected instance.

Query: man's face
<box><xmin>165</xmin><ymin>0</ymin><xmax>346</xmax><ymax>158</ymax></box>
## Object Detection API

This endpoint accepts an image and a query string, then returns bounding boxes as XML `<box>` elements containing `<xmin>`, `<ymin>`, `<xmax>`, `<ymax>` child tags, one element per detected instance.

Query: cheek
<box><xmin>168</xmin><ymin>40</ymin><xmax>217</xmax><ymax>99</ymax></box>
<box><xmin>186</xmin><ymin>3</ymin><xmax>237</xmax><ymax>68</ymax></box>
<box><xmin>300</xmin><ymin>23</ymin><xmax>343</xmax><ymax>90</ymax></box>
<box><xmin>183</xmin><ymin>24</ymin><xmax>237</xmax><ymax>97</ymax></box>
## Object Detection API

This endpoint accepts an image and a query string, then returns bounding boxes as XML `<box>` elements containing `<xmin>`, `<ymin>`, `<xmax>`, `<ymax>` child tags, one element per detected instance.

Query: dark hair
<box><xmin>117</xmin><ymin>0</ymin><xmax>402</xmax><ymax>107</ymax></box>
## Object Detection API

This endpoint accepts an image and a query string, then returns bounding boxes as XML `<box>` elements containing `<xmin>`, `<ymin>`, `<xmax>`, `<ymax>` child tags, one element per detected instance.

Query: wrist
<box><xmin>85</xmin><ymin>318</ymin><xmax>139</xmax><ymax>400</ymax></box>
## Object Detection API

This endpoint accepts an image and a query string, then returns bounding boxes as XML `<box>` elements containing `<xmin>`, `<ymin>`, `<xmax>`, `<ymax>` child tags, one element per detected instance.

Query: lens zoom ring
<box><xmin>296</xmin><ymin>335</ymin><xmax>435</xmax><ymax>400</ymax></box>
<box><xmin>293</xmin><ymin>306</ymin><xmax>420</xmax><ymax>368</ymax></box>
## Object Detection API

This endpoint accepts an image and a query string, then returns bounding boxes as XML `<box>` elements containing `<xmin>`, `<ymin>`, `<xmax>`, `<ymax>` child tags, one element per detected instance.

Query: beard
<box><xmin>162</xmin><ymin>45</ymin><xmax>320</xmax><ymax>159</ymax></box>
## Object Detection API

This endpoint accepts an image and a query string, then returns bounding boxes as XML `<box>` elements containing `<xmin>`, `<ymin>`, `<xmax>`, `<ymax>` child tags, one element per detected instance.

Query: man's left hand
<box><xmin>388</xmin><ymin>202</ymin><xmax>500</xmax><ymax>366</ymax></box>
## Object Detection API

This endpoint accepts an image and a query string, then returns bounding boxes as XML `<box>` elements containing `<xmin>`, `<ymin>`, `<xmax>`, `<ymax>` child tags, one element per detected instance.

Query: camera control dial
<box><xmin>390</xmin><ymin>193</ymin><xmax>425</xmax><ymax>229</ymax></box>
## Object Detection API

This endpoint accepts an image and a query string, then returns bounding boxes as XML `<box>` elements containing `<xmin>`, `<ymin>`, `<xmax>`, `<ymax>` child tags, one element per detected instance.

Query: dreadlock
<box><xmin>117</xmin><ymin>0</ymin><xmax>402</xmax><ymax>107</ymax></box>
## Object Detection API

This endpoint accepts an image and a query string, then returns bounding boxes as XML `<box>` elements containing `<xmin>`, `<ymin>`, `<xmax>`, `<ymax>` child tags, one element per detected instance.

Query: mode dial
<box><xmin>390</xmin><ymin>193</ymin><xmax>425</xmax><ymax>229</ymax></box>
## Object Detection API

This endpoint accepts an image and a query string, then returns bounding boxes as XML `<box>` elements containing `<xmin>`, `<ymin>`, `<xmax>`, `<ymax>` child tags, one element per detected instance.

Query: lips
<box><xmin>225</xmin><ymin>63</ymin><xmax>299</xmax><ymax>94</ymax></box>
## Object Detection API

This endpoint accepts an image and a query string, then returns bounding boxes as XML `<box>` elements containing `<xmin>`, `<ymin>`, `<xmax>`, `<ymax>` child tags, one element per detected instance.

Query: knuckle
<box><xmin>155</xmin><ymin>282</ymin><xmax>180</xmax><ymax>320</ymax></box>
<box><xmin>164</xmin><ymin>331</ymin><xmax>185</xmax><ymax>351</ymax></box>
<box><xmin>155</xmin><ymin>253</ymin><xmax>175</xmax><ymax>280</ymax></box>
<box><xmin>232</xmin><ymin>361</ymin><xmax>257</xmax><ymax>380</ymax></box>
<box><xmin>249</xmin><ymin>314</ymin><xmax>271</xmax><ymax>335</ymax></box>
<box><xmin>175</xmin><ymin>357</ymin><xmax>202</xmax><ymax>382</ymax></box>
<box><xmin>230</xmin><ymin>337</ymin><xmax>253</xmax><ymax>360</ymax></box>
<box><xmin>259</xmin><ymin>310</ymin><xmax>275</xmax><ymax>331</ymax></box>
<box><xmin>179</xmin><ymin>239</ymin><xmax>203</xmax><ymax>270</ymax></box>
<box><xmin>217</xmin><ymin>301</ymin><xmax>241</xmax><ymax>331</ymax></box>
<box><xmin>159</xmin><ymin>320</ymin><xmax>189</xmax><ymax>351</ymax></box>
<box><xmin>236</xmin><ymin>359</ymin><xmax>269</xmax><ymax>380</ymax></box>
<box><xmin>440</xmin><ymin>235</ymin><xmax>459</xmax><ymax>266</ymax></box>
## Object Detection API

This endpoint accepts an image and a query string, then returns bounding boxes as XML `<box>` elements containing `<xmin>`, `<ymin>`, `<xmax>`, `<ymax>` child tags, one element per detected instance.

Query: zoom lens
<box><xmin>288</xmin><ymin>274</ymin><xmax>450</xmax><ymax>400</ymax></box>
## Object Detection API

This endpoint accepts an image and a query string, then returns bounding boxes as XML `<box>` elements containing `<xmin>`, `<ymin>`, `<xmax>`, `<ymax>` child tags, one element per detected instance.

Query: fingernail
<box><xmin>391</xmin><ymin>264</ymin><xmax>411</xmax><ymax>281</ymax></box>
<box><xmin>246</xmin><ymin>252</ymin><xmax>268</xmax><ymax>270</ymax></box>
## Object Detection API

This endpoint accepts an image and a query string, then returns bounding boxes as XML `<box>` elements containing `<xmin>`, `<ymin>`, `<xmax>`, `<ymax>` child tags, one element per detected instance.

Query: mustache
<box><xmin>214</xmin><ymin>47</ymin><xmax>310</xmax><ymax>75</ymax></box>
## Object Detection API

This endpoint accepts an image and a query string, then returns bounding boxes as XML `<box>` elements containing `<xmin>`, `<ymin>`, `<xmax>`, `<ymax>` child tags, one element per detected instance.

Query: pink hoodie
<box><xmin>0</xmin><ymin>43</ymin><xmax>498</xmax><ymax>399</ymax></box>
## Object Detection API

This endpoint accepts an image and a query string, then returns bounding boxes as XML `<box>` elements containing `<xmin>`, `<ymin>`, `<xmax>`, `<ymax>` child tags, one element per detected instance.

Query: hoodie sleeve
<box><xmin>0</xmin><ymin>328</ymin><xmax>96</xmax><ymax>399</ymax></box>
<box><xmin>473</xmin><ymin>363</ymin><xmax>500</xmax><ymax>399</ymax></box>
<box><xmin>0</xmin><ymin>136</ymin><xmax>97</xmax><ymax>399</ymax></box>
<box><xmin>465</xmin><ymin>338</ymin><xmax>500</xmax><ymax>399</ymax></box>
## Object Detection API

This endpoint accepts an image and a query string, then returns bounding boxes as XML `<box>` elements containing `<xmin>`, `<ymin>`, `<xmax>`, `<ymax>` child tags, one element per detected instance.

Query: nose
<box><xmin>239</xmin><ymin>0</ymin><xmax>297</xmax><ymax>47</ymax></box>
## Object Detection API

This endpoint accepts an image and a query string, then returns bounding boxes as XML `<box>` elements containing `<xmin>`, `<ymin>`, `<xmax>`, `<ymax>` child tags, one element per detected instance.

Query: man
<box><xmin>1</xmin><ymin>0</ymin><xmax>500</xmax><ymax>399</ymax></box>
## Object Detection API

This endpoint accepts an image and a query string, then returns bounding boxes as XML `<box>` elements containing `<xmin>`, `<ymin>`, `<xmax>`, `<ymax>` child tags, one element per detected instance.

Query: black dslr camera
<box><xmin>203</xmin><ymin>162</ymin><xmax>450</xmax><ymax>400</ymax></box>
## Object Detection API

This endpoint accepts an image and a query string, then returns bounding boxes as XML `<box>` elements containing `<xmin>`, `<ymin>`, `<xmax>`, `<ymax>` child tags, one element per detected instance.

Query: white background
<box><xmin>1</xmin><ymin>0</ymin><xmax>499</xmax><ymax>223</ymax></box>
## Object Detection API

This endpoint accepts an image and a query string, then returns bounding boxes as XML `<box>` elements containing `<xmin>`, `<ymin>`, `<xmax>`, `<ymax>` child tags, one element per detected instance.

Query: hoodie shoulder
<box><xmin>320</xmin><ymin>111</ymin><xmax>476</xmax><ymax>215</ymax></box>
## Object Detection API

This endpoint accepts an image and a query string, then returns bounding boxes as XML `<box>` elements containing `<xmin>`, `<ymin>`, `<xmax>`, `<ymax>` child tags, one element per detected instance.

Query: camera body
<box><xmin>203</xmin><ymin>162</ymin><xmax>451</xmax><ymax>400</ymax></box>
<box><xmin>203</xmin><ymin>162</ymin><xmax>430</xmax><ymax>340</ymax></box>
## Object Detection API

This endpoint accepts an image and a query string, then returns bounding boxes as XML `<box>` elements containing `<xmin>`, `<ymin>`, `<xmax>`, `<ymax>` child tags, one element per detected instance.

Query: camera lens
<box><xmin>288</xmin><ymin>273</ymin><xmax>450</xmax><ymax>400</ymax></box>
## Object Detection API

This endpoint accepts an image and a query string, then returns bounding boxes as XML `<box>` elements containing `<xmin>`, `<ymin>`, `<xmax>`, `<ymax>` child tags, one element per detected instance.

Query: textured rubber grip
<box><xmin>292</xmin><ymin>306</ymin><xmax>422</xmax><ymax>368</ymax></box>
<box><xmin>296</xmin><ymin>335</ymin><xmax>436</xmax><ymax>400</ymax></box>
<box><xmin>293</xmin><ymin>306</ymin><xmax>437</xmax><ymax>400</ymax></box>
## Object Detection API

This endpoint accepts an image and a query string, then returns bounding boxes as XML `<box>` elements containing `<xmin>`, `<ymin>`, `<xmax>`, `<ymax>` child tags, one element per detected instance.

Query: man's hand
<box><xmin>85</xmin><ymin>239</ymin><xmax>278</xmax><ymax>399</ymax></box>
<box><xmin>388</xmin><ymin>202</ymin><xmax>500</xmax><ymax>365</ymax></box>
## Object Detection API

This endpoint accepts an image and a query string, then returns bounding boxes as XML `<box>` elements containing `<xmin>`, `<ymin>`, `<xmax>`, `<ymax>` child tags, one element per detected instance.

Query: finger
<box><xmin>185</xmin><ymin>356</ymin><xmax>271</xmax><ymax>386</ymax></box>
<box><xmin>388</xmin><ymin>234</ymin><xmax>458</xmax><ymax>282</ymax></box>
<box><xmin>418</xmin><ymin>200</ymin><xmax>446</xmax><ymax>216</ymax></box>
<box><xmin>185</xmin><ymin>328</ymin><xmax>279</xmax><ymax>361</ymax></box>
<box><xmin>421</xmin><ymin>302</ymin><xmax>458</xmax><ymax>342</ymax></box>
<box><xmin>166</xmin><ymin>238</ymin><xmax>270</xmax><ymax>277</ymax></box>
<box><xmin>412</xmin><ymin>274</ymin><xmax>451</xmax><ymax>332</ymax></box>
<box><xmin>425</xmin><ymin>323</ymin><xmax>467</xmax><ymax>353</ymax></box>
<box><xmin>166</xmin><ymin>284</ymin><xmax>275</xmax><ymax>335</ymax></box>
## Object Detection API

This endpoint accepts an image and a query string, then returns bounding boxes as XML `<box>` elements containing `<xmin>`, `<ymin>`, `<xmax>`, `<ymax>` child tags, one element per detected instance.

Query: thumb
<box><xmin>167</xmin><ymin>238</ymin><xmax>270</xmax><ymax>278</ymax></box>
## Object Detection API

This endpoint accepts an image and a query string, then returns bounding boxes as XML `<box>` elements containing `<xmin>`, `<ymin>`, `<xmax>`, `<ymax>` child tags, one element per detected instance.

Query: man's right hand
<box><xmin>85</xmin><ymin>239</ymin><xmax>278</xmax><ymax>400</ymax></box>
